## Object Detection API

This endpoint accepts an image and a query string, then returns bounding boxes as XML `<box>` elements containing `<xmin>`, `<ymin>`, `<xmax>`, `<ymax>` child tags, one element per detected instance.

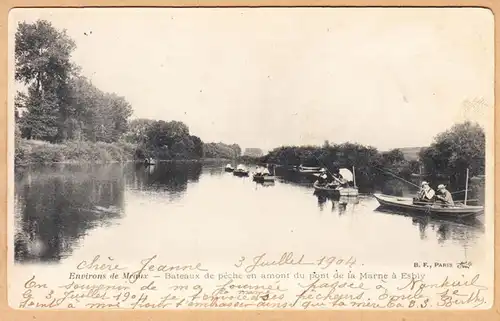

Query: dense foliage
<box><xmin>261</xmin><ymin>143</ymin><xmax>386</xmax><ymax>188</ymax></box>
<box><xmin>125</xmin><ymin>119</ymin><xmax>203</xmax><ymax>160</ymax></box>
<box><xmin>15</xmin><ymin>20</ymin><xmax>133</xmax><ymax>144</ymax></box>
<box><xmin>419</xmin><ymin>121</ymin><xmax>485</xmax><ymax>182</ymax></box>
<box><xmin>203</xmin><ymin>142</ymin><xmax>241</xmax><ymax>159</ymax></box>
<box><xmin>261</xmin><ymin>121</ymin><xmax>485</xmax><ymax>189</ymax></box>
<box><xmin>243</xmin><ymin>148</ymin><xmax>263</xmax><ymax>157</ymax></box>
<box><xmin>14</xmin><ymin>20</ymin><xmax>239</xmax><ymax>164</ymax></box>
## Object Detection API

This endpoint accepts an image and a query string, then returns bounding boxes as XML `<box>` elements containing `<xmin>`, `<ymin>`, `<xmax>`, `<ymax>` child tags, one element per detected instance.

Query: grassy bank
<box><xmin>15</xmin><ymin>139</ymin><xmax>137</xmax><ymax>166</ymax></box>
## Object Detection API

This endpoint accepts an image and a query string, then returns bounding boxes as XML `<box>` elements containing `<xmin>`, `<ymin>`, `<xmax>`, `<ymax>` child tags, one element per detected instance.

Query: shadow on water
<box><xmin>15</xmin><ymin>162</ymin><xmax>204</xmax><ymax>263</ymax></box>
<box><xmin>373</xmin><ymin>206</ymin><xmax>485</xmax><ymax>244</ymax></box>
<box><xmin>14</xmin><ymin>164</ymin><xmax>126</xmax><ymax>263</ymax></box>
<box><xmin>128</xmin><ymin>162</ymin><xmax>202</xmax><ymax>197</ymax></box>
<box><xmin>315</xmin><ymin>194</ymin><xmax>360</xmax><ymax>215</ymax></box>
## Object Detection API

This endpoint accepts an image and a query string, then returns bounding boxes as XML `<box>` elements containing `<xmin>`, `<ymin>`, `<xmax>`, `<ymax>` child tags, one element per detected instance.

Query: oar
<box><xmin>451</xmin><ymin>189</ymin><xmax>472</xmax><ymax>195</ymax></box>
<box><xmin>373</xmin><ymin>166</ymin><xmax>420</xmax><ymax>188</ymax></box>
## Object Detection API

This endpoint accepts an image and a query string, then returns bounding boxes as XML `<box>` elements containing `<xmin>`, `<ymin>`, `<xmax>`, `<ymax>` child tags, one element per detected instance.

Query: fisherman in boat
<box><xmin>317</xmin><ymin>172</ymin><xmax>328</xmax><ymax>185</ymax></box>
<box><xmin>414</xmin><ymin>181</ymin><xmax>435</xmax><ymax>203</ymax></box>
<box><xmin>435</xmin><ymin>184</ymin><xmax>454</xmax><ymax>206</ymax></box>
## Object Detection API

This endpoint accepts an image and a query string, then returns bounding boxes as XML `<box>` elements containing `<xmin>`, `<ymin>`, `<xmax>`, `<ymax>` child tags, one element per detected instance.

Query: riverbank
<box><xmin>15</xmin><ymin>139</ymin><xmax>137</xmax><ymax>166</ymax></box>
<box><xmin>14</xmin><ymin>139</ymin><xmax>243</xmax><ymax>166</ymax></box>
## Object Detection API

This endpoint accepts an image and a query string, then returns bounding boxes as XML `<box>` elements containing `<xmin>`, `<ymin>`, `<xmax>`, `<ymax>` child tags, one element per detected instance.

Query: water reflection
<box><xmin>14</xmin><ymin>164</ymin><xmax>126</xmax><ymax>263</ymax></box>
<box><xmin>255</xmin><ymin>181</ymin><xmax>275</xmax><ymax>188</ymax></box>
<box><xmin>127</xmin><ymin>162</ymin><xmax>202</xmax><ymax>197</ymax></box>
<box><xmin>315</xmin><ymin>194</ymin><xmax>361</xmax><ymax>215</ymax></box>
<box><xmin>13</xmin><ymin>162</ymin><xmax>486</xmax><ymax>265</ymax></box>
<box><xmin>14</xmin><ymin>162</ymin><xmax>203</xmax><ymax>263</ymax></box>
<box><xmin>373</xmin><ymin>206</ymin><xmax>484</xmax><ymax>245</ymax></box>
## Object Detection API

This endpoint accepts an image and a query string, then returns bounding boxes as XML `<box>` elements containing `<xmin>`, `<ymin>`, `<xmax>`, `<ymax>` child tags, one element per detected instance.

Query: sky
<box><xmin>8</xmin><ymin>8</ymin><xmax>494</xmax><ymax>152</ymax></box>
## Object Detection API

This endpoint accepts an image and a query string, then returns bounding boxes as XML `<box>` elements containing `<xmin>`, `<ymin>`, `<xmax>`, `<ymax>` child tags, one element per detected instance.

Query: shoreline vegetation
<box><xmin>14</xmin><ymin>19</ymin><xmax>486</xmax><ymax>188</ymax></box>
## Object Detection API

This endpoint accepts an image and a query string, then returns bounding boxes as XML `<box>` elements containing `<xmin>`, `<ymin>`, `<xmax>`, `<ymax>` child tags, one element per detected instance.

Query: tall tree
<box><xmin>15</xmin><ymin>20</ymin><xmax>77</xmax><ymax>142</ymax></box>
<box><xmin>419</xmin><ymin>121</ymin><xmax>485</xmax><ymax>178</ymax></box>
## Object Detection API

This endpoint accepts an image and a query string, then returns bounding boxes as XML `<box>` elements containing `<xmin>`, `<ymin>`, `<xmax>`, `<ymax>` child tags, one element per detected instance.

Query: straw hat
<box><xmin>421</xmin><ymin>181</ymin><xmax>429</xmax><ymax>186</ymax></box>
<box><xmin>437</xmin><ymin>184</ymin><xmax>446</xmax><ymax>190</ymax></box>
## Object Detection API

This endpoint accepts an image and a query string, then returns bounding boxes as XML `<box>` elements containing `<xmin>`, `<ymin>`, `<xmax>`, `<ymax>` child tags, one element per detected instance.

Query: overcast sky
<box><xmin>9</xmin><ymin>8</ymin><xmax>494</xmax><ymax>152</ymax></box>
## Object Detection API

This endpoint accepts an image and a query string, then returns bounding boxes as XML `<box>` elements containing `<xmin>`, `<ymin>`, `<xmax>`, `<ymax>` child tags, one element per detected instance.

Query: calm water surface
<box><xmin>13</xmin><ymin>162</ymin><xmax>486</xmax><ymax>267</ymax></box>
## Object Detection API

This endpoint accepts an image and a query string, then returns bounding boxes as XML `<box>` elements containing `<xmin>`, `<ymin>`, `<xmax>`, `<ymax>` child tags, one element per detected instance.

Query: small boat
<box><xmin>253</xmin><ymin>174</ymin><xmax>275</xmax><ymax>183</ymax></box>
<box><xmin>313</xmin><ymin>181</ymin><xmax>358</xmax><ymax>197</ymax></box>
<box><xmin>224</xmin><ymin>164</ymin><xmax>234</xmax><ymax>172</ymax></box>
<box><xmin>233</xmin><ymin>164</ymin><xmax>249</xmax><ymax>177</ymax></box>
<box><xmin>313</xmin><ymin>180</ymin><xmax>340</xmax><ymax>195</ymax></box>
<box><xmin>253</xmin><ymin>165</ymin><xmax>276</xmax><ymax>183</ymax></box>
<box><xmin>313</xmin><ymin>166</ymin><xmax>359</xmax><ymax>197</ymax></box>
<box><xmin>144</xmin><ymin>158</ymin><xmax>156</xmax><ymax>166</ymax></box>
<box><xmin>373</xmin><ymin>193</ymin><xmax>484</xmax><ymax>218</ymax></box>
<box><xmin>295</xmin><ymin>165</ymin><xmax>323</xmax><ymax>174</ymax></box>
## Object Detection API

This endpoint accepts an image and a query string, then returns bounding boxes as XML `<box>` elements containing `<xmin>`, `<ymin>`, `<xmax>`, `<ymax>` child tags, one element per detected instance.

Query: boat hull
<box><xmin>225</xmin><ymin>168</ymin><xmax>234</xmax><ymax>172</ymax></box>
<box><xmin>253</xmin><ymin>175</ymin><xmax>275</xmax><ymax>183</ymax></box>
<box><xmin>233</xmin><ymin>170</ymin><xmax>249</xmax><ymax>177</ymax></box>
<box><xmin>313</xmin><ymin>181</ymin><xmax>359</xmax><ymax>197</ymax></box>
<box><xmin>373</xmin><ymin>193</ymin><xmax>483</xmax><ymax>218</ymax></box>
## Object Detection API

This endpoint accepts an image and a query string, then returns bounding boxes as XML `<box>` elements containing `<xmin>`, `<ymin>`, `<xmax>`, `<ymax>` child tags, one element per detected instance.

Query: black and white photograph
<box><xmin>8</xmin><ymin>7</ymin><xmax>494</xmax><ymax>310</ymax></box>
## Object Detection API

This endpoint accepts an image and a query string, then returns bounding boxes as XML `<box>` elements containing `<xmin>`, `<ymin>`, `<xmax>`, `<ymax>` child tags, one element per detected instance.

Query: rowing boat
<box><xmin>253</xmin><ymin>174</ymin><xmax>275</xmax><ymax>183</ymax></box>
<box><xmin>233</xmin><ymin>164</ymin><xmax>249</xmax><ymax>177</ymax></box>
<box><xmin>294</xmin><ymin>165</ymin><xmax>324</xmax><ymax>174</ymax></box>
<box><xmin>373</xmin><ymin>193</ymin><xmax>484</xmax><ymax>218</ymax></box>
<box><xmin>313</xmin><ymin>181</ymin><xmax>359</xmax><ymax>197</ymax></box>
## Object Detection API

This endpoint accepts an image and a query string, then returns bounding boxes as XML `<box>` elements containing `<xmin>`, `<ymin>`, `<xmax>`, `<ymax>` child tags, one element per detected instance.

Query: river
<box><xmin>12</xmin><ymin>162</ymin><xmax>486</xmax><ymax>267</ymax></box>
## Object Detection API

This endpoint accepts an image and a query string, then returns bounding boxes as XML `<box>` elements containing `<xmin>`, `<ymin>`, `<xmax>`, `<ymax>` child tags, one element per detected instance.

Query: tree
<box><xmin>125</xmin><ymin>118</ymin><xmax>157</xmax><ymax>144</ymax></box>
<box><xmin>15</xmin><ymin>20</ymin><xmax>77</xmax><ymax>142</ymax></box>
<box><xmin>382</xmin><ymin>149</ymin><xmax>405</xmax><ymax>165</ymax></box>
<box><xmin>203</xmin><ymin>142</ymin><xmax>241</xmax><ymax>159</ymax></box>
<box><xmin>420</xmin><ymin>121</ymin><xmax>485</xmax><ymax>178</ymax></box>
<box><xmin>243</xmin><ymin>148</ymin><xmax>264</xmax><ymax>157</ymax></box>
<box><xmin>15</xmin><ymin>20</ymin><xmax>76</xmax><ymax>91</ymax></box>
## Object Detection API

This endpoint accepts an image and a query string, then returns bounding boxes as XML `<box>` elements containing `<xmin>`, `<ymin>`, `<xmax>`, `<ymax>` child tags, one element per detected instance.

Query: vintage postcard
<box><xmin>7</xmin><ymin>7</ymin><xmax>495</xmax><ymax>310</ymax></box>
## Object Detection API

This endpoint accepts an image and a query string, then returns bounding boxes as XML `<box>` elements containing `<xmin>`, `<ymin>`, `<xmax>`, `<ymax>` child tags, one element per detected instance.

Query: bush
<box><xmin>15</xmin><ymin>139</ymin><xmax>137</xmax><ymax>165</ymax></box>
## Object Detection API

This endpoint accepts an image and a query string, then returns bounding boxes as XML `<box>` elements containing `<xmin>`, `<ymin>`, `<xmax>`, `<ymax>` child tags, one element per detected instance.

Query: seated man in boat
<box><xmin>317</xmin><ymin>172</ymin><xmax>329</xmax><ymax>185</ymax></box>
<box><xmin>414</xmin><ymin>181</ymin><xmax>435</xmax><ymax>203</ymax></box>
<box><xmin>435</xmin><ymin>184</ymin><xmax>454</xmax><ymax>206</ymax></box>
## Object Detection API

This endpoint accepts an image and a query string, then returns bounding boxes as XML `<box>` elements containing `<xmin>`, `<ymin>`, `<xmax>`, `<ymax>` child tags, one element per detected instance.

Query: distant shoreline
<box><xmin>14</xmin><ymin>139</ymin><xmax>247</xmax><ymax>167</ymax></box>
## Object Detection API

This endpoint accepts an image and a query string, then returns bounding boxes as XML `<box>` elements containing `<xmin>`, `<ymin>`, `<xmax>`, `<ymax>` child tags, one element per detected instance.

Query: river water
<box><xmin>12</xmin><ymin>162</ymin><xmax>487</xmax><ymax>267</ymax></box>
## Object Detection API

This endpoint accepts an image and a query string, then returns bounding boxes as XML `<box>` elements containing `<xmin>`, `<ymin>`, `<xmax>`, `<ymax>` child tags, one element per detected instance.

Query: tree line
<box><xmin>15</xmin><ymin>20</ymin><xmax>132</xmax><ymax>144</ymax></box>
<box><xmin>260</xmin><ymin>121</ymin><xmax>485</xmax><ymax>187</ymax></box>
<box><xmin>14</xmin><ymin>20</ymin><xmax>485</xmax><ymax>170</ymax></box>
<box><xmin>14</xmin><ymin>20</ymin><xmax>240</xmax><ymax>161</ymax></box>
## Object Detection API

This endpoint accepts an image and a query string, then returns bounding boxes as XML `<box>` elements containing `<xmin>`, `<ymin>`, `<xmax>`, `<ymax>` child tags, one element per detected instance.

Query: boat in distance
<box><xmin>294</xmin><ymin>165</ymin><xmax>325</xmax><ymax>174</ymax></box>
<box><xmin>313</xmin><ymin>181</ymin><xmax>359</xmax><ymax>197</ymax></box>
<box><xmin>253</xmin><ymin>174</ymin><xmax>276</xmax><ymax>183</ymax></box>
<box><xmin>313</xmin><ymin>167</ymin><xmax>359</xmax><ymax>197</ymax></box>
<box><xmin>373</xmin><ymin>193</ymin><xmax>484</xmax><ymax>218</ymax></box>
<box><xmin>143</xmin><ymin>157</ymin><xmax>156</xmax><ymax>166</ymax></box>
<box><xmin>233</xmin><ymin>164</ymin><xmax>249</xmax><ymax>177</ymax></box>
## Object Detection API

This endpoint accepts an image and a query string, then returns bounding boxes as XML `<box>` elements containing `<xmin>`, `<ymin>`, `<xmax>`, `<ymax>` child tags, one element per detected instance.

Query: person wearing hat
<box><xmin>317</xmin><ymin>172</ymin><xmax>328</xmax><ymax>185</ymax></box>
<box><xmin>416</xmin><ymin>181</ymin><xmax>435</xmax><ymax>203</ymax></box>
<box><xmin>435</xmin><ymin>184</ymin><xmax>454</xmax><ymax>206</ymax></box>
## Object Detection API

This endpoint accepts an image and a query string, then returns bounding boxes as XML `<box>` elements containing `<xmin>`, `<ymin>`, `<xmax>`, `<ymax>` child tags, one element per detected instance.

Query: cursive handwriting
<box><xmin>76</xmin><ymin>255</ymin><xmax>127</xmax><ymax>271</ymax></box>
<box><xmin>128</xmin><ymin>255</ymin><xmax>208</xmax><ymax>283</ymax></box>
<box><xmin>241</xmin><ymin>252</ymin><xmax>315</xmax><ymax>273</ymax></box>
<box><xmin>235</xmin><ymin>252</ymin><xmax>357</xmax><ymax>273</ymax></box>
<box><xmin>397</xmin><ymin>274</ymin><xmax>488</xmax><ymax>296</ymax></box>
